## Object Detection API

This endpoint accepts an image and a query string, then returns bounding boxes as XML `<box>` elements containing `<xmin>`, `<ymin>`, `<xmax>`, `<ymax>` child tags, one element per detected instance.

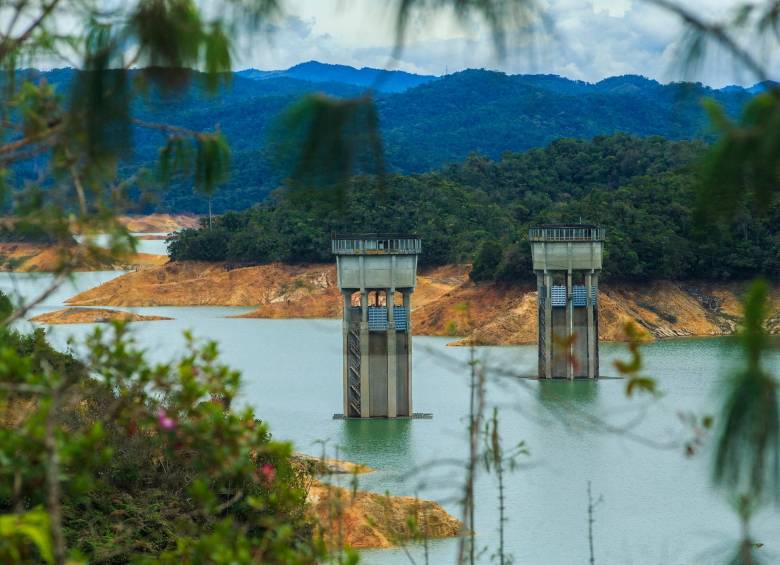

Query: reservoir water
<box><xmin>74</xmin><ymin>233</ymin><xmax>170</xmax><ymax>256</ymax></box>
<box><xmin>3</xmin><ymin>271</ymin><xmax>779</xmax><ymax>564</ymax></box>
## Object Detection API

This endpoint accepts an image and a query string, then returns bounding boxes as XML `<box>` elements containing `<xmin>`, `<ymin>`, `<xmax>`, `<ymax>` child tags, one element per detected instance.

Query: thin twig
<box><xmin>44</xmin><ymin>378</ymin><xmax>66</xmax><ymax>565</ymax></box>
<box><xmin>457</xmin><ymin>345</ymin><xmax>485</xmax><ymax>565</ymax></box>
<box><xmin>133</xmin><ymin>118</ymin><xmax>203</xmax><ymax>138</ymax></box>
<box><xmin>644</xmin><ymin>0</ymin><xmax>768</xmax><ymax>82</ymax></box>
<box><xmin>0</xmin><ymin>123</ymin><xmax>62</xmax><ymax>156</ymax></box>
<box><xmin>0</xmin><ymin>0</ymin><xmax>62</xmax><ymax>62</ymax></box>
<box><xmin>0</xmin><ymin>382</ymin><xmax>50</xmax><ymax>394</ymax></box>
<box><xmin>587</xmin><ymin>481</ymin><xmax>603</xmax><ymax>565</ymax></box>
<box><xmin>2</xmin><ymin>268</ymin><xmax>70</xmax><ymax>326</ymax></box>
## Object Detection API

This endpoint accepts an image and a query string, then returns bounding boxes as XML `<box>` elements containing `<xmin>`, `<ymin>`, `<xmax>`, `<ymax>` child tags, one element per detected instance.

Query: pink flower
<box><xmin>260</xmin><ymin>463</ymin><xmax>276</xmax><ymax>484</ymax></box>
<box><xmin>157</xmin><ymin>409</ymin><xmax>176</xmax><ymax>431</ymax></box>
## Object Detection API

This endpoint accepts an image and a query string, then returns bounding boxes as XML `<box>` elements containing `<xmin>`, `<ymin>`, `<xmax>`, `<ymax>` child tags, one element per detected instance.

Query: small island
<box><xmin>31</xmin><ymin>307</ymin><xmax>172</xmax><ymax>325</ymax></box>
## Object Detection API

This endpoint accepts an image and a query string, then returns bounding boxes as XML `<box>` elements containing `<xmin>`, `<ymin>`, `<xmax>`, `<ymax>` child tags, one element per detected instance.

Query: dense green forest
<box><xmin>10</xmin><ymin>66</ymin><xmax>755</xmax><ymax>213</ymax></box>
<box><xmin>167</xmin><ymin>134</ymin><xmax>780</xmax><ymax>282</ymax></box>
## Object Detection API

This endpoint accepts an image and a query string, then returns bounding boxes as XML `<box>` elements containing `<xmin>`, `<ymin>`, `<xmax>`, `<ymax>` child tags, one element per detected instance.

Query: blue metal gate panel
<box><xmin>551</xmin><ymin>285</ymin><xmax>567</xmax><ymax>307</ymax></box>
<box><xmin>393</xmin><ymin>306</ymin><xmax>408</xmax><ymax>331</ymax></box>
<box><xmin>572</xmin><ymin>285</ymin><xmax>587</xmax><ymax>307</ymax></box>
<box><xmin>368</xmin><ymin>307</ymin><xmax>388</xmax><ymax>331</ymax></box>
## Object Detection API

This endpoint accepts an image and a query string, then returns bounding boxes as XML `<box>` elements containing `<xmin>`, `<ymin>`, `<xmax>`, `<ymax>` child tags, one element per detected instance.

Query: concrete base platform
<box><xmin>333</xmin><ymin>412</ymin><xmax>433</xmax><ymax>420</ymax></box>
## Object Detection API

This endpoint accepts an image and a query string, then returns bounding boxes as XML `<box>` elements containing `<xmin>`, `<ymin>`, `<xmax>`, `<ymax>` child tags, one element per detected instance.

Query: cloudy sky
<box><xmin>232</xmin><ymin>0</ymin><xmax>778</xmax><ymax>87</ymax></box>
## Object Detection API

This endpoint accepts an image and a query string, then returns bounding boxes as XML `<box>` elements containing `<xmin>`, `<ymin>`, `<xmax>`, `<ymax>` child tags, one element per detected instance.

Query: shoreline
<box><xmin>56</xmin><ymin>261</ymin><xmax>779</xmax><ymax>345</ymax></box>
<box><xmin>295</xmin><ymin>453</ymin><xmax>462</xmax><ymax>550</ymax></box>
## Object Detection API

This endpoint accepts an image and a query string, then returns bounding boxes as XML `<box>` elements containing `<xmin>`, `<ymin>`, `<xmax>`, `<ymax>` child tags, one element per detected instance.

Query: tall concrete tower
<box><xmin>529</xmin><ymin>224</ymin><xmax>605</xmax><ymax>379</ymax></box>
<box><xmin>332</xmin><ymin>233</ymin><xmax>421</xmax><ymax>417</ymax></box>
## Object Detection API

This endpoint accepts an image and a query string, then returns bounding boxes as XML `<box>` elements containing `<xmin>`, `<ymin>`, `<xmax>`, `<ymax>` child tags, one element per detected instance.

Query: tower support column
<box><xmin>342</xmin><ymin>290</ymin><xmax>351</xmax><ymax>416</ymax></box>
<box><xmin>593</xmin><ymin>272</ymin><xmax>600</xmax><ymax>378</ymax></box>
<box><xmin>544</xmin><ymin>272</ymin><xmax>552</xmax><ymax>379</ymax></box>
<box><xmin>404</xmin><ymin>289</ymin><xmax>413</xmax><ymax>415</ymax></box>
<box><xmin>567</xmin><ymin>270</ymin><xmax>573</xmax><ymax>380</ymax></box>
<box><xmin>586</xmin><ymin>272</ymin><xmax>595</xmax><ymax>379</ymax></box>
<box><xmin>359</xmin><ymin>290</ymin><xmax>370</xmax><ymax>417</ymax></box>
<box><xmin>387</xmin><ymin>288</ymin><xmax>397</xmax><ymax>418</ymax></box>
<box><xmin>536</xmin><ymin>273</ymin><xmax>544</xmax><ymax>378</ymax></box>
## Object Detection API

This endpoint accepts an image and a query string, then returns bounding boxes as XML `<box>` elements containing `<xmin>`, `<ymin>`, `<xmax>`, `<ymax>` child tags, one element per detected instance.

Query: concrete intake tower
<box><xmin>529</xmin><ymin>224</ymin><xmax>605</xmax><ymax>379</ymax></box>
<box><xmin>332</xmin><ymin>233</ymin><xmax>421</xmax><ymax>418</ymax></box>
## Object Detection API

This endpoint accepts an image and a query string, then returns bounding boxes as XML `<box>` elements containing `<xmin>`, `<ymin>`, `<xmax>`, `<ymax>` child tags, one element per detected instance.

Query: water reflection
<box><xmin>536</xmin><ymin>378</ymin><xmax>600</xmax><ymax>407</ymax></box>
<box><xmin>338</xmin><ymin>418</ymin><xmax>413</xmax><ymax>473</ymax></box>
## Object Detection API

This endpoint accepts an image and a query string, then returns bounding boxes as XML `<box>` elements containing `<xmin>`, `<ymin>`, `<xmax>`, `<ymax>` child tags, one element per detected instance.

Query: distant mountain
<box><xmin>747</xmin><ymin>80</ymin><xmax>779</xmax><ymax>93</ymax></box>
<box><xmin>376</xmin><ymin>69</ymin><xmax>752</xmax><ymax>172</ymax></box>
<box><xmin>237</xmin><ymin>60</ymin><xmax>437</xmax><ymax>93</ymax></box>
<box><xmin>10</xmin><ymin>66</ymin><xmax>758</xmax><ymax>213</ymax></box>
<box><xmin>593</xmin><ymin>74</ymin><xmax>661</xmax><ymax>94</ymax></box>
<box><xmin>719</xmin><ymin>80</ymin><xmax>779</xmax><ymax>94</ymax></box>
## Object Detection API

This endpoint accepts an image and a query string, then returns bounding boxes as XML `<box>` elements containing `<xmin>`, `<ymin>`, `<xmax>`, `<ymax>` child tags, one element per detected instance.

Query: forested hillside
<box><xmin>237</xmin><ymin>60</ymin><xmax>436</xmax><ymax>92</ymax></box>
<box><xmin>167</xmin><ymin>134</ymin><xmax>780</xmax><ymax>282</ymax></box>
<box><xmin>9</xmin><ymin>66</ymin><xmax>755</xmax><ymax>213</ymax></box>
<box><xmin>377</xmin><ymin>71</ymin><xmax>751</xmax><ymax>173</ymax></box>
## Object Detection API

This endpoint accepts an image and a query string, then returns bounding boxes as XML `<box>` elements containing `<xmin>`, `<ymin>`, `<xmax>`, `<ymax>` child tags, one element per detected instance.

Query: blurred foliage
<box><xmin>0</xmin><ymin>0</ymin><xmax>274</xmax><ymax>273</ymax></box>
<box><xmin>394</xmin><ymin>0</ymin><xmax>542</xmax><ymax>59</ymax></box>
<box><xmin>270</xmin><ymin>94</ymin><xmax>384</xmax><ymax>208</ymax></box>
<box><xmin>613</xmin><ymin>322</ymin><xmax>657</xmax><ymax>398</ymax></box>
<box><xmin>664</xmin><ymin>5</ymin><xmax>780</xmax><ymax>557</ymax></box>
<box><xmin>0</xmin><ymin>307</ymin><xmax>322</xmax><ymax>563</ymax></box>
<box><xmin>699</xmin><ymin>90</ymin><xmax>780</xmax><ymax>223</ymax></box>
<box><xmin>713</xmin><ymin>280</ymin><xmax>779</xmax><ymax>506</ymax></box>
<box><xmin>0</xmin><ymin>1</ymin><xmax>320</xmax><ymax>563</ymax></box>
<box><xmin>0</xmin><ymin>509</ymin><xmax>53</xmax><ymax>564</ymax></box>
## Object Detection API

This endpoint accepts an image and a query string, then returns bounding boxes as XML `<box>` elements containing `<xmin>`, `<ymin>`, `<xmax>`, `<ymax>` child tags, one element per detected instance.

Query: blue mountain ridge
<box><xmin>236</xmin><ymin>60</ymin><xmax>770</xmax><ymax>95</ymax></box>
<box><xmin>7</xmin><ymin>64</ymin><xmax>771</xmax><ymax>213</ymax></box>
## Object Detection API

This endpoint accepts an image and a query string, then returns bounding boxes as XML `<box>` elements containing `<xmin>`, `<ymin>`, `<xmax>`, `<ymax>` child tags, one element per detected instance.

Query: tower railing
<box><xmin>528</xmin><ymin>226</ymin><xmax>605</xmax><ymax>242</ymax></box>
<box><xmin>332</xmin><ymin>233</ymin><xmax>421</xmax><ymax>255</ymax></box>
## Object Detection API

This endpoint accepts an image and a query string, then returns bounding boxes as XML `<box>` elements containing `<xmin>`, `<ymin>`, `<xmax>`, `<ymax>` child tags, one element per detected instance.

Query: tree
<box><xmin>470</xmin><ymin>240</ymin><xmax>502</xmax><ymax>281</ymax></box>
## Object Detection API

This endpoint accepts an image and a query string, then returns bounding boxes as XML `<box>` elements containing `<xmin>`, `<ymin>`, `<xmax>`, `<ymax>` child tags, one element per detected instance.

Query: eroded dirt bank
<box><xmin>416</xmin><ymin>280</ymin><xmax>777</xmax><ymax>344</ymax></box>
<box><xmin>0</xmin><ymin>242</ymin><xmax>168</xmax><ymax>272</ymax></box>
<box><xmin>118</xmin><ymin>213</ymin><xmax>200</xmax><ymax>233</ymax></box>
<box><xmin>294</xmin><ymin>453</ymin><xmax>461</xmax><ymax>549</ymax></box>
<box><xmin>66</xmin><ymin>263</ymin><xmax>467</xmax><ymax>314</ymax></box>
<box><xmin>307</xmin><ymin>482</ymin><xmax>461</xmax><ymax>549</ymax></box>
<box><xmin>65</xmin><ymin>261</ymin><xmax>780</xmax><ymax>344</ymax></box>
<box><xmin>30</xmin><ymin>307</ymin><xmax>172</xmax><ymax>325</ymax></box>
<box><xmin>0</xmin><ymin>214</ymin><xmax>197</xmax><ymax>271</ymax></box>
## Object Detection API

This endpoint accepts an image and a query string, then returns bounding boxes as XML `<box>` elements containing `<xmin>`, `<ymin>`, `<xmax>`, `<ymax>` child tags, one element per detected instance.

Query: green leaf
<box><xmin>203</xmin><ymin>23</ymin><xmax>232</xmax><ymax>91</ymax></box>
<box><xmin>194</xmin><ymin>134</ymin><xmax>231</xmax><ymax>197</ymax></box>
<box><xmin>269</xmin><ymin>93</ymin><xmax>385</xmax><ymax>207</ymax></box>
<box><xmin>713</xmin><ymin>279</ymin><xmax>779</xmax><ymax>506</ymax></box>
<box><xmin>0</xmin><ymin>508</ymin><xmax>54</xmax><ymax>564</ymax></box>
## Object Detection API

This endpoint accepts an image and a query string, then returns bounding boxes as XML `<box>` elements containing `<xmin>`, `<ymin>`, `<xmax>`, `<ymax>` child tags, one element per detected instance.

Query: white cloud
<box><xmin>230</xmin><ymin>0</ymin><xmax>779</xmax><ymax>87</ymax></box>
<box><xmin>14</xmin><ymin>0</ymin><xmax>771</xmax><ymax>86</ymax></box>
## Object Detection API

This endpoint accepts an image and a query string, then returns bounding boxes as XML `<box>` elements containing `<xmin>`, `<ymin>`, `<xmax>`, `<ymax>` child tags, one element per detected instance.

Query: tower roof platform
<box><xmin>528</xmin><ymin>224</ymin><xmax>605</xmax><ymax>242</ymax></box>
<box><xmin>332</xmin><ymin>233</ymin><xmax>421</xmax><ymax>255</ymax></box>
